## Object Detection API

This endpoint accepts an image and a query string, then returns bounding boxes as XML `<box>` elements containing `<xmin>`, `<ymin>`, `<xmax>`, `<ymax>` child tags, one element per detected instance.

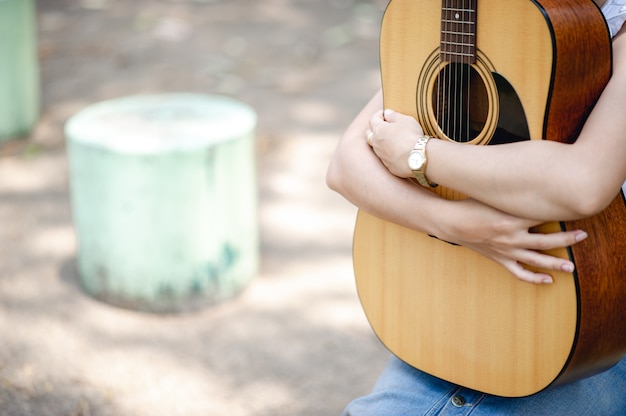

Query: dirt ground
<box><xmin>0</xmin><ymin>0</ymin><xmax>392</xmax><ymax>415</ymax></box>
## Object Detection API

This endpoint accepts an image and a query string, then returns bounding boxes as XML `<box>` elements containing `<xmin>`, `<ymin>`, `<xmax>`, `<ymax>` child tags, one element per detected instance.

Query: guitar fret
<box><xmin>442</xmin><ymin>19</ymin><xmax>475</xmax><ymax>25</ymax></box>
<box><xmin>442</xmin><ymin>31</ymin><xmax>475</xmax><ymax>36</ymax></box>
<box><xmin>442</xmin><ymin>41</ymin><xmax>475</xmax><ymax>47</ymax></box>
<box><xmin>442</xmin><ymin>7</ymin><xmax>475</xmax><ymax>11</ymax></box>
<box><xmin>441</xmin><ymin>7</ymin><xmax>476</xmax><ymax>12</ymax></box>
<box><xmin>441</xmin><ymin>51</ymin><xmax>475</xmax><ymax>57</ymax></box>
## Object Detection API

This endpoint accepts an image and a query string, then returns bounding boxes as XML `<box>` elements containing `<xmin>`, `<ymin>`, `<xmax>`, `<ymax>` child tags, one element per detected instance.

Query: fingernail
<box><xmin>575</xmin><ymin>231</ymin><xmax>588</xmax><ymax>242</ymax></box>
<box><xmin>542</xmin><ymin>277</ymin><xmax>553</xmax><ymax>284</ymax></box>
<box><xmin>383</xmin><ymin>109</ymin><xmax>394</xmax><ymax>118</ymax></box>
<box><xmin>561</xmin><ymin>262</ymin><xmax>575</xmax><ymax>273</ymax></box>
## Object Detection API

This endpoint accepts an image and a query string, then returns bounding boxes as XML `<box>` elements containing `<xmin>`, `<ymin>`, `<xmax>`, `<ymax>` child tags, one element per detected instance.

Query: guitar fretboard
<box><xmin>440</xmin><ymin>0</ymin><xmax>477</xmax><ymax>64</ymax></box>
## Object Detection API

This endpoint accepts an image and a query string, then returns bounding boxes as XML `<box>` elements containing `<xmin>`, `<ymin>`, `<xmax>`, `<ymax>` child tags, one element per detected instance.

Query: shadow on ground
<box><xmin>0</xmin><ymin>0</ymin><xmax>390</xmax><ymax>415</ymax></box>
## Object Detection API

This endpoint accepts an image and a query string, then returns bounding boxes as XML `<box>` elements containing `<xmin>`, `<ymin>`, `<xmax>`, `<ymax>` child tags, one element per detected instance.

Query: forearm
<box><xmin>370</xmin><ymin>109</ymin><xmax>604</xmax><ymax>221</ymax></box>
<box><xmin>326</xmin><ymin>91</ymin><xmax>450</xmax><ymax>237</ymax></box>
<box><xmin>328</xmin><ymin>150</ymin><xmax>450</xmax><ymax>237</ymax></box>
<box><xmin>428</xmin><ymin>94</ymin><xmax>626</xmax><ymax>221</ymax></box>
<box><xmin>425</xmin><ymin>139</ymin><xmax>597</xmax><ymax>221</ymax></box>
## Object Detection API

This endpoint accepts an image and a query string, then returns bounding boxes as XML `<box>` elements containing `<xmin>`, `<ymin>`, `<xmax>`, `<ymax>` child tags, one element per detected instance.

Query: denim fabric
<box><xmin>342</xmin><ymin>355</ymin><xmax>626</xmax><ymax>415</ymax></box>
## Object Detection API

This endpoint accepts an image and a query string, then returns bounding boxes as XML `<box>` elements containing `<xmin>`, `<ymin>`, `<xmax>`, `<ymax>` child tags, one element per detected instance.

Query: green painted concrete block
<box><xmin>0</xmin><ymin>0</ymin><xmax>39</xmax><ymax>141</ymax></box>
<box><xmin>66</xmin><ymin>94</ymin><xmax>258</xmax><ymax>313</ymax></box>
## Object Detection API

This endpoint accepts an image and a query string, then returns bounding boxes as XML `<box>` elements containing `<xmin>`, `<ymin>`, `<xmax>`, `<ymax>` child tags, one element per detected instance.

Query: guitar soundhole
<box><xmin>433</xmin><ymin>63</ymin><xmax>488</xmax><ymax>143</ymax></box>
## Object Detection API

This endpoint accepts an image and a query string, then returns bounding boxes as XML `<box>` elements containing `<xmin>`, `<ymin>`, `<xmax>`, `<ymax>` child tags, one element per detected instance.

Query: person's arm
<box><xmin>327</xmin><ymin>91</ymin><xmax>446</xmax><ymax>232</ymax></box>
<box><xmin>327</xmin><ymin>92</ymin><xmax>586</xmax><ymax>284</ymax></box>
<box><xmin>367</xmin><ymin>27</ymin><xmax>626</xmax><ymax>222</ymax></box>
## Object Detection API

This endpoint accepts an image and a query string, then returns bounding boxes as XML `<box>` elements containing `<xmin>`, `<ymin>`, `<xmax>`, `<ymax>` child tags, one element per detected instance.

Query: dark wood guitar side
<box><xmin>353</xmin><ymin>0</ymin><xmax>626</xmax><ymax>397</ymax></box>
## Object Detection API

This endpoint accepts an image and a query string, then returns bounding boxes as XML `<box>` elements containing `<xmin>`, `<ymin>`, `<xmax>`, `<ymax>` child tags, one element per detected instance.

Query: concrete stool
<box><xmin>66</xmin><ymin>94</ymin><xmax>258</xmax><ymax>313</ymax></box>
<box><xmin>0</xmin><ymin>0</ymin><xmax>39</xmax><ymax>141</ymax></box>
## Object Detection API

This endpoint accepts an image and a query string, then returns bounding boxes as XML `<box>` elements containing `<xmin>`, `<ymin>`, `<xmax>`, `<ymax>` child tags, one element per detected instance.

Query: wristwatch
<box><xmin>407</xmin><ymin>136</ymin><xmax>438</xmax><ymax>188</ymax></box>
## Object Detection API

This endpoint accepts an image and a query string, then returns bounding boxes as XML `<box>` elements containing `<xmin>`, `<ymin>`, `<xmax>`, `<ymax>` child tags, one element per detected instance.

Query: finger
<box><xmin>365</xmin><ymin>129</ymin><xmax>374</xmax><ymax>146</ymax></box>
<box><xmin>524</xmin><ymin>229</ymin><xmax>588</xmax><ymax>251</ymax></box>
<box><xmin>503</xmin><ymin>260</ymin><xmax>554</xmax><ymax>284</ymax></box>
<box><xmin>383</xmin><ymin>108</ymin><xmax>396</xmax><ymax>121</ymax></box>
<box><xmin>369</xmin><ymin>110</ymin><xmax>385</xmax><ymax>128</ymax></box>
<box><xmin>383</xmin><ymin>108</ymin><xmax>416</xmax><ymax>124</ymax></box>
<box><xmin>512</xmin><ymin>248</ymin><xmax>575</xmax><ymax>274</ymax></box>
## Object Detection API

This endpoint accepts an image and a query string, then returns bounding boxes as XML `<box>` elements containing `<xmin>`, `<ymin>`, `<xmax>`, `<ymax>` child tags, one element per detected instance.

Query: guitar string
<box><xmin>445</xmin><ymin>0</ymin><xmax>455</xmax><ymax>140</ymax></box>
<box><xmin>463</xmin><ymin>0</ymin><xmax>472</xmax><ymax>141</ymax></box>
<box><xmin>451</xmin><ymin>0</ymin><xmax>459</xmax><ymax>141</ymax></box>
<box><xmin>462</xmin><ymin>0</ymin><xmax>470</xmax><ymax>143</ymax></box>
<box><xmin>455</xmin><ymin>0</ymin><xmax>459</xmax><ymax>142</ymax></box>
<box><xmin>451</xmin><ymin>0</ymin><xmax>456</xmax><ymax>142</ymax></box>
<box><xmin>460</xmin><ymin>0</ymin><xmax>465</xmax><ymax>142</ymax></box>
<box><xmin>439</xmin><ymin>0</ymin><xmax>446</xmax><ymax>199</ymax></box>
<box><xmin>442</xmin><ymin>0</ymin><xmax>447</xmax><ymax>140</ymax></box>
<box><xmin>438</xmin><ymin>0</ymin><xmax>444</xmax><ymax>141</ymax></box>
<box><xmin>458</xmin><ymin>0</ymin><xmax>462</xmax><ymax>142</ymax></box>
<box><xmin>456</xmin><ymin>0</ymin><xmax>474</xmax><ymax>143</ymax></box>
<box><xmin>436</xmin><ymin>2</ymin><xmax>440</xmax><ymax>140</ymax></box>
<box><xmin>463</xmin><ymin>0</ymin><xmax>468</xmax><ymax>141</ymax></box>
<box><xmin>444</xmin><ymin>0</ymin><xmax>450</xmax><ymax>140</ymax></box>
<box><xmin>441</xmin><ymin>0</ymin><xmax>446</xmax><ymax>140</ymax></box>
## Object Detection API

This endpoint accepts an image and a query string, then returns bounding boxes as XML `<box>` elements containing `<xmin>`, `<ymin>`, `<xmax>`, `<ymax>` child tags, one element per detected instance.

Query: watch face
<box><xmin>408</xmin><ymin>150</ymin><xmax>425</xmax><ymax>170</ymax></box>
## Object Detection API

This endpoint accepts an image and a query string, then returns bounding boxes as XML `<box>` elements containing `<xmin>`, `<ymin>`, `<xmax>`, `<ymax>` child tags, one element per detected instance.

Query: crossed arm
<box><xmin>326</xmin><ymin>26</ymin><xmax>626</xmax><ymax>284</ymax></box>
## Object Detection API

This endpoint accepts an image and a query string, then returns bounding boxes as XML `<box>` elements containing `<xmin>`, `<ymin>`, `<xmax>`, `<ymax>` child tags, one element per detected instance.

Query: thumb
<box><xmin>383</xmin><ymin>109</ymin><xmax>398</xmax><ymax>122</ymax></box>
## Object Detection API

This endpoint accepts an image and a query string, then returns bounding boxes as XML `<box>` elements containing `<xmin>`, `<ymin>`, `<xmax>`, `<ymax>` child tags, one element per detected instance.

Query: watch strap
<box><xmin>411</xmin><ymin>136</ymin><xmax>438</xmax><ymax>188</ymax></box>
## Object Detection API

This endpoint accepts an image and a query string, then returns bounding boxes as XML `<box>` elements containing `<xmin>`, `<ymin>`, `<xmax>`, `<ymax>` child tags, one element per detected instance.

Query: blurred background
<box><xmin>0</xmin><ymin>0</ymin><xmax>390</xmax><ymax>415</ymax></box>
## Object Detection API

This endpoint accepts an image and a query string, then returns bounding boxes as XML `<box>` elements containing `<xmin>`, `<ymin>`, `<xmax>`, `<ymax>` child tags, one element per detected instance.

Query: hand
<box><xmin>366</xmin><ymin>109</ymin><xmax>425</xmax><ymax>178</ymax></box>
<box><xmin>437</xmin><ymin>198</ymin><xmax>588</xmax><ymax>284</ymax></box>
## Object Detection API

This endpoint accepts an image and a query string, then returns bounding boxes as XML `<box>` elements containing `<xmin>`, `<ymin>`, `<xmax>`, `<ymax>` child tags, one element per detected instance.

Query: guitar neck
<box><xmin>441</xmin><ymin>0</ymin><xmax>477</xmax><ymax>64</ymax></box>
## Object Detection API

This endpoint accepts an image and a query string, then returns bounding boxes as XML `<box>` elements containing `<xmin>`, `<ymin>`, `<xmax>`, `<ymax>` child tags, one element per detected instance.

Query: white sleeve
<box><xmin>602</xmin><ymin>0</ymin><xmax>626</xmax><ymax>37</ymax></box>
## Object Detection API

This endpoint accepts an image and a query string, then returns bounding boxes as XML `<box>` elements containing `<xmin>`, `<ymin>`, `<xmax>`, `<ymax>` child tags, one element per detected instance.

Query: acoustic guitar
<box><xmin>353</xmin><ymin>0</ymin><xmax>626</xmax><ymax>397</ymax></box>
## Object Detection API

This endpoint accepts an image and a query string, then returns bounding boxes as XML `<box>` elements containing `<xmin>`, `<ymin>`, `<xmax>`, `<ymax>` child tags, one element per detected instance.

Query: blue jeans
<box><xmin>342</xmin><ymin>355</ymin><xmax>626</xmax><ymax>415</ymax></box>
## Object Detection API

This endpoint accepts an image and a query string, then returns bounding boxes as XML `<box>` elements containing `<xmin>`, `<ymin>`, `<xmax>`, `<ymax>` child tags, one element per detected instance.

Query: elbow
<box><xmin>563</xmin><ymin>185</ymin><xmax>618</xmax><ymax>219</ymax></box>
<box><xmin>552</xmin><ymin>159</ymin><xmax>621</xmax><ymax>219</ymax></box>
<box><xmin>567</xmin><ymin>198</ymin><xmax>606</xmax><ymax>219</ymax></box>
<box><xmin>326</xmin><ymin>135</ymin><xmax>355</xmax><ymax>195</ymax></box>
<box><xmin>326</xmin><ymin>155</ymin><xmax>345</xmax><ymax>194</ymax></box>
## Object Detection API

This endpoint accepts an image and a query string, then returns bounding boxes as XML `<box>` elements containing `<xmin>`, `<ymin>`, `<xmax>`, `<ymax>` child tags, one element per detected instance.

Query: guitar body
<box><xmin>354</xmin><ymin>0</ymin><xmax>626</xmax><ymax>397</ymax></box>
